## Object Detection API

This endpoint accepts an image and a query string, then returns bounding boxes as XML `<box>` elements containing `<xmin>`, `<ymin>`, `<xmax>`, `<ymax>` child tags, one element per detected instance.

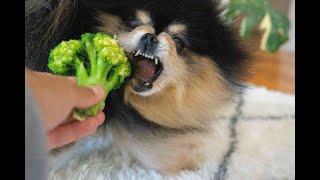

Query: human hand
<box><xmin>26</xmin><ymin>69</ymin><xmax>106</xmax><ymax>149</ymax></box>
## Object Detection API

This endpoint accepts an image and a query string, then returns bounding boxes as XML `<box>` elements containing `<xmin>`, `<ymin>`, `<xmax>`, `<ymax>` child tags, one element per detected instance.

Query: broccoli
<box><xmin>48</xmin><ymin>32</ymin><xmax>131</xmax><ymax>121</ymax></box>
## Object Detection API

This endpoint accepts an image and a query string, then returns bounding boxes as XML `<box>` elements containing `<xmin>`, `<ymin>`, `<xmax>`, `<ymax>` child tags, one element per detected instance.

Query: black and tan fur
<box><xmin>26</xmin><ymin>0</ymin><xmax>248</xmax><ymax>174</ymax></box>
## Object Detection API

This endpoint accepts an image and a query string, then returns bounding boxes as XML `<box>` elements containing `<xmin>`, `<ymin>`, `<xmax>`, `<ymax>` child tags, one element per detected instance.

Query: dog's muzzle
<box><xmin>138</xmin><ymin>33</ymin><xmax>159</xmax><ymax>56</ymax></box>
<box><xmin>130</xmin><ymin>33</ymin><xmax>163</xmax><ymax>93</ymax></box>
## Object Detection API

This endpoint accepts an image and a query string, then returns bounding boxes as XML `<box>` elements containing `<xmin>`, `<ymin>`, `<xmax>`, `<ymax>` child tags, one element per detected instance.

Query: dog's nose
<box><xmin>139</xmin><ymin>33</ymin><xmax>159</xmax><ymax>53</ymax></box>
<box><xmin>141</xmin><ymin>33</ymin><xmax>159</xmax><ymax>46</ymax></box>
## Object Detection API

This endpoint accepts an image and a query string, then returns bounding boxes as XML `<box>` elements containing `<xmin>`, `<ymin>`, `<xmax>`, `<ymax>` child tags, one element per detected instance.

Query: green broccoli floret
<box><xmin>48</xmin><ymin>40</ymin><xmax>84</xmax><ymax>75</ymax></box>
<box><xmin>48</xmin><ymin>32</ymin><xmax>131</xmax><ymax>121</ymax></box>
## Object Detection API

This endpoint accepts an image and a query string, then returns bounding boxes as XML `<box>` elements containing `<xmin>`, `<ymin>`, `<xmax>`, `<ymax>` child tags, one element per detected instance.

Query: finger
<box><xmin>61</xmin><ymin>110</ymin><xmax>105</xmax><ymax>125</ymax></box>
<box><xmin>47</xmin><ymin>112</ymin><xmax>105</xmax><ymax>149</ymax></box>
<box><xmin>72</xmin><ymin>85</ymin><xmax>105</xmax><ymax>109</ymax></box>
<box><xmin>67</xmin><ymin>76</ymin><xmax>77</xmax><ymax>84</ymax></box>
<box><xmin>60</xmin><ymin>115</ymin><xmax>75</xmax><ymax>126</ymax></box>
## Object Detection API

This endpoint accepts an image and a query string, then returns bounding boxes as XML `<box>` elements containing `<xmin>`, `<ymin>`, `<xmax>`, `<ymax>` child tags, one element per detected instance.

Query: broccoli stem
<box><xmin>83</xmin><ymin>40</ymin><xmax>97</xmax><ymax>76</ymax></box>
<box><xmin>73</xmin><ymin>56</ymin><xmax>120</xmax><ymax>121</ymax></box>
<box><xmin>104</xmin><ymin>73</ymin><xmax>120</xmax><ymax>92</ymax></box>
<box><xmin>95</xmin><ymin>57</ymin><xmax>112</xmax><ymax>82</ymax></box>
<box><xmin>75</xmin><ymin>58</ymin><xmax>88</xmax><ymax>85</ymax></box>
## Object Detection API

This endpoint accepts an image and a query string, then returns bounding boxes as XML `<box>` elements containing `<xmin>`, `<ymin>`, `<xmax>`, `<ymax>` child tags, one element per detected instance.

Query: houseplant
<box><xmin>226</xmin><ymin>0</ymin><xmax>290</xmax><ymax>53</ymax></box>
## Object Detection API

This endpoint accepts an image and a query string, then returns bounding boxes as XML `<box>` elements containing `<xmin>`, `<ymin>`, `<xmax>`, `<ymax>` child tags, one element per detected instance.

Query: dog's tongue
<box><xmin>135</xmin><ymin>59</ymin><xmax>156</xmax><ymax>81</ymax></box>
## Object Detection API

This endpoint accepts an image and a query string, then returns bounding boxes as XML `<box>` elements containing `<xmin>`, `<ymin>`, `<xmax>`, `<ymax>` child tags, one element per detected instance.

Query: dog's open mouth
<box><xmin>130</xmin><ymin>49</ymin><xmax>163</xmax><ymax>92</ymax></box>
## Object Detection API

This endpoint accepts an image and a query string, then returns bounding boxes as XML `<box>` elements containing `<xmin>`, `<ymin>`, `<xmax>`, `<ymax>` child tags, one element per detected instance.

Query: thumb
<box><xmin>72</xmin><ymin>85</ymin><xmax>105</xmax><ymax>109</ymax></box>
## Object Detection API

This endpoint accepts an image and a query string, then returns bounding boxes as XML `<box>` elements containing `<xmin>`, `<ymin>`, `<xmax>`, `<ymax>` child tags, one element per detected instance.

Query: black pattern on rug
<box><xmin>213</xmin><ymin>95</ymin><xmax>244</xmax><ymax>180</ymax></box>
<box><xmin>215</xmin><ymin>114</ymin><xmax>294</xmax><ymax>121</ymax></box>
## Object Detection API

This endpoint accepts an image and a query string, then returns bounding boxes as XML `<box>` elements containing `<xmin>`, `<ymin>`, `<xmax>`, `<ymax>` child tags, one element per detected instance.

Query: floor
<box><xmin>244</xmin><ymin>50</ymin><xmax>295</xmax><ymax>95</ymax></box>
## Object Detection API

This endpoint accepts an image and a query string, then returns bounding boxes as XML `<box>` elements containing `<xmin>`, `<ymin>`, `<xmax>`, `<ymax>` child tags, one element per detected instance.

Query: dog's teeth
<box><xmin>155</xmin><ymin>58</ymin><xmax>159</xmax><ymax>65</ymax></box>
<box><xmin>144</xmin><ymin>82</ymin><xmax>150</xmax><ymax>86</ymax></box>
<box><xmin>135</xmin><ymin>50</ymin><xmax>140</xmax><ymax>56</ymax></box>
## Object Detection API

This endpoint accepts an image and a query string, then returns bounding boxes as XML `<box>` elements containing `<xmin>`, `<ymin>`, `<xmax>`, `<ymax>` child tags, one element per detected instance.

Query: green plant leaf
<box><xmin>226</xmin><ymin>0</ymin><xmax>290</xmax><ymax>53</ymax></box>
<box><xmin>240</xmin><ymin>15</ymin><xmax>259</xmax><ymax>40</ymax></box>
<box><xmin>259</xmin><ymin>10</ymin><xmax>290</xmax><ymax>52</ymax></box>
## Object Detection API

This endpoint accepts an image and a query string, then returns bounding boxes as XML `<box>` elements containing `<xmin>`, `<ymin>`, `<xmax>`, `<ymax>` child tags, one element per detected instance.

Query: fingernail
<box><xmin>98</xmin><ymin>118</ymin><xmax>105</xmax><ymax>125</ymax></box>
<box><xmin>90</xmin><ymin>86</ymin><xmax>105</xmax><ymax>99</ymax></box>
<box><xmin>96</xmin><ymin>112</ymin><xmax>105</xmax><ymax>125</ymax></box>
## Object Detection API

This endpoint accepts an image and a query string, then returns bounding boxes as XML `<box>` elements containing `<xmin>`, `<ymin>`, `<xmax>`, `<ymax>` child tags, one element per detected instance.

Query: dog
<box><xmin>26</xmin><ymin>0</ymin><xmax>249</xmax><ymax>175</ymax></box>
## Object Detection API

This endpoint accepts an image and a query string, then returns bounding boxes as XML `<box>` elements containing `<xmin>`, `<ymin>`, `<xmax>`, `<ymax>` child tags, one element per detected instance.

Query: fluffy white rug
<box><xmin>48</xmin><ymin>85</ymin><xmax>295</xmax><ymax>180</ymax></box>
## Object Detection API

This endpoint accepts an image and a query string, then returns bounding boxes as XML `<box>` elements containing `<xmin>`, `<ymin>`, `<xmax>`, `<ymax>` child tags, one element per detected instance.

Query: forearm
<box><xmin>25</xmin><ymin>68</ymin><xmax>51</xmax><ymax>129</ymax></box>
<box><xmin>25</xmin><ymin>83</ymin><xmax>48</xmax><ymax>180</ymax></box>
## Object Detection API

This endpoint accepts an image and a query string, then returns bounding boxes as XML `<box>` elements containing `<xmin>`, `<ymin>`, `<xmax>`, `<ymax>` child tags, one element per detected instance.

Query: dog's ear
<box><xmin>96</xmin><ymin>12</ymin><xmax>124</xmax><ymax>35</ymax></box>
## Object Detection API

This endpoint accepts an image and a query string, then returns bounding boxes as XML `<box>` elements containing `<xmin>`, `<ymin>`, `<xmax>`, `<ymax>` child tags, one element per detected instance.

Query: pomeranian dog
<box><xmin>26</xmin><ymin>0</ymin><xmax>248</xmax><ymax>175</ymax></box>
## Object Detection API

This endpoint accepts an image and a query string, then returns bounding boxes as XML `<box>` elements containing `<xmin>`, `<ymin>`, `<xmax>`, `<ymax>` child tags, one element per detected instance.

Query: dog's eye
<box><xmin>172</xmin><ymin>37</ymin><xmax>185</xmax><ymax>53</ymax></box>
<box><xmin>127</xmin><ymin>19</ymin><xmax>141</xmax><ymax>29</ymax></box>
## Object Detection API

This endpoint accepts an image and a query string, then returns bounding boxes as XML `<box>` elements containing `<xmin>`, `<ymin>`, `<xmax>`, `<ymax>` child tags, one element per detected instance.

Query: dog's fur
<box><xmin>26</xmin><ymin>0</ymin><xmax>248</xmax><ymax>174</ymax></box>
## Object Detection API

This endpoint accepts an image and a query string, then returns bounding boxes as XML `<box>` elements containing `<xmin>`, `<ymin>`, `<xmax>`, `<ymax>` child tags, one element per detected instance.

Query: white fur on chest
<box><xmin>48</xmin><ymin>86</ymin><xmax>295</xmax><ymax>180</ymax></box>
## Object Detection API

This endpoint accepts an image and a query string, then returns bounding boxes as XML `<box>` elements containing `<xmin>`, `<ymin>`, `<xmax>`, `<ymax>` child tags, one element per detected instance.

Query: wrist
<box><xmin>25</xmin><ymin>69</ymin><xmax>53</xmax><ymax>131</ymax></box>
